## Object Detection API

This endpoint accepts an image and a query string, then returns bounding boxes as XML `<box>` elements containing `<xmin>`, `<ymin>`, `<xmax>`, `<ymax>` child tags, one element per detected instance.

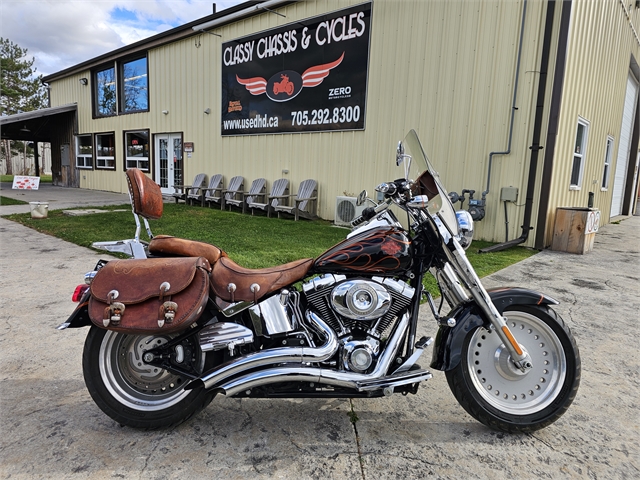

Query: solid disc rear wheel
<box><xmin>445</xmin><ymin>305</ymin><xmax>580</xmax><ymax>432</ymax></box>
<box><xmin>83</xmin><ymin>326</ymin><xmax>216</xmax><ymax>429</ymax></box>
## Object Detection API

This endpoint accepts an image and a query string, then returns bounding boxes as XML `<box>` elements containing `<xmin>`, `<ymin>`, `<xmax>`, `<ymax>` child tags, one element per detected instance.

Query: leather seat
<box><xmin>210</xmin><ymin>256</ymin><xmax>313</xmax><ymax>303</ymax></box>
<box><xmin>149</xmin><ymin>235</ymin><xmax>226</xmax><ymax>266</ymax></box>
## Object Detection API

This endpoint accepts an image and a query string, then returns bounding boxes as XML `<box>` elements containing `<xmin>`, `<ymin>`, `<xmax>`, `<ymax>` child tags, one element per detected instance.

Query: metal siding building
<box><xmin>538</xmin><ymin>0</ymin><xmax>640</xmax><ymax>246</ymax></box>
<box><xmin>27</xmin><ymin>0</ymin><xmax>640</xmax><ymax>248</ymax></box>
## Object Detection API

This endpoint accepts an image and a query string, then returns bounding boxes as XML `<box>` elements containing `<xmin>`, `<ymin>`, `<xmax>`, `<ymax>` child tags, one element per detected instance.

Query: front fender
<box><xmin>430</xmin><ymin>287</ymin><xmax>558</xmax><ymax>371</ymax></box>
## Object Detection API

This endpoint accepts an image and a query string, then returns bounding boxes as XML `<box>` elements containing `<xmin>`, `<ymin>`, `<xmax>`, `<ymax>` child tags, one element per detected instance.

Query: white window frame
<box><xmin>95</xmin><ymin>132</ymin><xmax>116</xmax><ymax>170</ymax></box>
<box><xmin>124</xmin><ymin>130</ymin><xmax>150</xmax><ymax>172</ymax></box>
<box><xmin>75</xmin><ymin>134</ymin><xmax>93</xmax><ymax>169</ymax></box>
<box><xmin>570</xmin><ymin>117</ymin><xmax>589</xmax><ymax>189</ymax></box>
<box><xmin>601</xmin><ymin>136</ymin><xmax>614</xmax><ymax>191</ymax></box>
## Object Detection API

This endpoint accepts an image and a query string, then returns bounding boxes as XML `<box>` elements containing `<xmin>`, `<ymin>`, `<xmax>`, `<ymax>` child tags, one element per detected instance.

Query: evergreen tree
<box><xmin>0</xmin><ymin>37</ymin><xmax>47</xmax><ymax>174</ymax></box>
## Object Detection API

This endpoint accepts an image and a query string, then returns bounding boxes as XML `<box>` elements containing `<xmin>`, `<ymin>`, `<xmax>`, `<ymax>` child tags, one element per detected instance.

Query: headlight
<box><xmin>455</xmin><ymin>210</ymin><xmax>474</xmax><ymax>249</ymax></box>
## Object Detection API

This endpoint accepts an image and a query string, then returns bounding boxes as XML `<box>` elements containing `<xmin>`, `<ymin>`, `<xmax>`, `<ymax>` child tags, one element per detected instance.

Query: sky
<box><xmin>0</xmin><ymin>0</ymin><xmax>246</xmax><ymax>77</ymax></box>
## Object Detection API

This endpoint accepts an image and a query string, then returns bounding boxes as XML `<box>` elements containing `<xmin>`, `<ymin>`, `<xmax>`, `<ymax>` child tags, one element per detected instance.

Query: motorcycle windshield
<box><xmin>401</xmin><ymin>130</ymin><xmax>459</xmax><ymax>236</ymax></box>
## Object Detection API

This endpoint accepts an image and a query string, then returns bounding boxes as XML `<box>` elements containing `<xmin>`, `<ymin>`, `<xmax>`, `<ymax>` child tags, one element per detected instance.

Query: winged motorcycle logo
<box><xmin>236</xmin><ymin>52</ymin><xmax>345</xmax><ymax>103</ymax></box>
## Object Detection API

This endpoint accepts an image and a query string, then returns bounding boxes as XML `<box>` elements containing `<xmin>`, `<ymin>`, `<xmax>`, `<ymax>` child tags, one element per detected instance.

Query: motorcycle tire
<box><xmin>445</xmin><ymin>305</ymin><xmax>581</xmax><ymax>433</ymax></box>
<box><xmin>82</xmin><ymin>326</ymin><xmax>217</xmax><ymax>430</ymax></box>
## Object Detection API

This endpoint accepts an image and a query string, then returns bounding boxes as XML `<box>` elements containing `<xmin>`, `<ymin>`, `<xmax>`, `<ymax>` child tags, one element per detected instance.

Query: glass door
<box><xmin>154</xmin><ymin>133</ymin><xmax>182</xmax><ymax>194</ymax></box>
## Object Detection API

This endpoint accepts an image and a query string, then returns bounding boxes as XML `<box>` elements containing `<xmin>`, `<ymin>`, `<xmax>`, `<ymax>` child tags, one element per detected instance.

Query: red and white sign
<box><xmin>12</xmin><ymin>176</ymin><xmax>40</xmax><ymax>190</ymax></box>
<box><xmin>585</xmin><ymin>210</ymin><xmax>600</xmax><ymax>234</ymax></box>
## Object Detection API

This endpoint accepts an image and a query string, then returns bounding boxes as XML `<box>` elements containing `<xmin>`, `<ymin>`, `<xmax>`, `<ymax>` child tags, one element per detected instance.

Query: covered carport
<box><xmin>0</xmin><ymin>104</ymin><xmax>78</xmax><ymax>187</ymax></box>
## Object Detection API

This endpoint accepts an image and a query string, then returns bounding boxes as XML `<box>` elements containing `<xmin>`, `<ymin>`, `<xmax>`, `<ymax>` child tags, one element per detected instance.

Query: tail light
<box><xmin>73</xmin><ymin>265</ymin><xmax>102</xmax><ymax>302</ymax></box>
<box><xmin>72</xmin><ymin>285</ymin><xmax>90</xmax><ymax>302</ymax></box>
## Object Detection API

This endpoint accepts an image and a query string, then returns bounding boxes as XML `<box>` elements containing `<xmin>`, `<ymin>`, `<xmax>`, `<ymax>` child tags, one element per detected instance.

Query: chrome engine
<box><xmin>193</xmin><ymin>274</ymin><xmax>431</xmax><ymax>395</ymax></box>
<box><xmin>303</xmin><ymin>275</ymin><xmax>414</xmax><ymax>337</ymax></box>
<box><xmin>199</xmin><ymin>274</ymin><xmax>415</xmax><ymax>375</ymax></box>
<box><xmin>303</xmin><ymin>274</ymin><xmax>415</xmax><ymax>372</ymax></box>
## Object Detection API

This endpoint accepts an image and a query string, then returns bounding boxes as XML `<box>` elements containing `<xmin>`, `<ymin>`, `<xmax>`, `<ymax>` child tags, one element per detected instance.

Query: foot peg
<box><xmin>395</xmin><ymin>336</ymin><xmax>433</xmax><ymax>373</ymax></box>
<box><xmin>415</xmin><ymin>336</ymin><xmax>433</xmax><ymax>349</ymax></box>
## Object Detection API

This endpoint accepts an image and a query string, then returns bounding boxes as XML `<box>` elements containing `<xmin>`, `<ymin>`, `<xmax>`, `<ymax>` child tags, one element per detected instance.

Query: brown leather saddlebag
<box><xmin>88</xmin><ymin>257</ymin><xmax>210</xmax><ymax>334</ymax></box>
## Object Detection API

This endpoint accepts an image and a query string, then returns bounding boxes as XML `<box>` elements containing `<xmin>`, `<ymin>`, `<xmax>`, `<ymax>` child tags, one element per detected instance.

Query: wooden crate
<box><xmin>551</xmin><ymin>208</ymin><xmax>600</xmax><ymax>254</ymax></box>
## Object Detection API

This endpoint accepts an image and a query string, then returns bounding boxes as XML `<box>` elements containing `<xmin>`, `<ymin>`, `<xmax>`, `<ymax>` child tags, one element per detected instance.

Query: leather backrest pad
<box><xmin>126</xmin><ymin>168</ymin><xmax>164</xmax><ymax>220</ymax></box>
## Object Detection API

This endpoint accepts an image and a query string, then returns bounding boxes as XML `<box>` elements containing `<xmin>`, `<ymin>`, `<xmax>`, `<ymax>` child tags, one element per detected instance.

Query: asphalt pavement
<box><xmin>0</xmin><ymin>184</ymin><xmax>639</xmax><ymax>479</ymax></box>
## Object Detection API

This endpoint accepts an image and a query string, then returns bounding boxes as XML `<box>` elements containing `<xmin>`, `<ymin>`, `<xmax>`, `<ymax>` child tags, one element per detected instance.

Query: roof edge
<box><xmin>42</xmin><ymin>1</ymin><xmax>263</xmax><ymax>83</ymax></box>
<box><xmin>0</xmin><ymin>104</ymin><xmax>77</xmax><ymax>125</ymax></box>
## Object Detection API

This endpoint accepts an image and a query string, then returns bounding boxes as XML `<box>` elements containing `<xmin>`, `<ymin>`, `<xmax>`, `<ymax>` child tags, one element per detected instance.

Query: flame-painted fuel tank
<box><xmin>314</xmin><ymin>227</ymin><xmax>412</xmax><ymax>276</ymax></box>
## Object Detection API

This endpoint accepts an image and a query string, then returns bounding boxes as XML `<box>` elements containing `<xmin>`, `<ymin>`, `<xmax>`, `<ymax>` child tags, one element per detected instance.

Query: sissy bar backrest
<box><xmin>91</xmin><ymin>169</ymin><xmax>164</xmax><ymax>259</ymax></box>
<box><xmin>125</xmin><ymin>168</ymin><xmax>164</xmax><ymax>242</ymax></box>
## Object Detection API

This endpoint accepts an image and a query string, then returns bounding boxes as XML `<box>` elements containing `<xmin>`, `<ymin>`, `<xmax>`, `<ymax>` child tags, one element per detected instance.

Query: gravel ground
<box><xmin>0</xmin><ymin>196</ymin><xmax>638</xmax><ymax>479</ymax></box>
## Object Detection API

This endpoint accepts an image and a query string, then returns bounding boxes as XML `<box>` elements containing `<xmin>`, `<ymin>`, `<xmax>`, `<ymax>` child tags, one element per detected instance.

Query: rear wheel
<box><xmin>445</xmin><ymin>305</ymin><xmax>580</xmax><ymax>432</ymax></box>
<box><xmin>83</xmin><ymin>326</ymin><xmax>216</xmax><ymax>429</ymax></box>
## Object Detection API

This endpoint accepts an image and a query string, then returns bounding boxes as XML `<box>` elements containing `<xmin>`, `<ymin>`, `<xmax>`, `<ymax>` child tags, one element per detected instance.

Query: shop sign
<box><xmin>221</xmin><ymin>2</ymin><xmax>372</xmax><ymax>136</ymax></box>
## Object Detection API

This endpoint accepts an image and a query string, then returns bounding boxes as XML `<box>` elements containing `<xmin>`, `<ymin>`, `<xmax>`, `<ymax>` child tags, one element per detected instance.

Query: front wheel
<box><xmin>82</xmin><ymin>326</ymin><xmax>217</xmax><ymax>429</ymax></box>
<box><xmin>445</xmin><ymin>305</ymin><xmax>581</xmax><ymax>432</ymax></box>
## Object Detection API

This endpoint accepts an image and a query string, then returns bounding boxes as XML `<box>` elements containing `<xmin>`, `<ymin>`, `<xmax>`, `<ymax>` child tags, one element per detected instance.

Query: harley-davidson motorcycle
<box><xmin>61</xmin><ymin>130</ymin><xmax>580</xmax><ymax>432</ymax></box>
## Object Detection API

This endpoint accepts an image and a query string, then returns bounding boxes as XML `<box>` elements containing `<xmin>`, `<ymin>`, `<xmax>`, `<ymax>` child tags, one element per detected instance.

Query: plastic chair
<box><xmin>221</xmin><ymin>176</ymin><xmax>244</xmax><ymax>210</ymax></box>
<box><xmin>248</xmin><ymin>178</ymin><xmax>290</xmax><ymax>217</ymax></box>
<box><xmin>202</xmin><ymin>174</ymin><xmax>224</xmax><ymax>207</ymax></box>
<box><xmin>273</xmin><ymin>179</ymin><xmax>318</xmax><ymax>221</ymax></box>
<box><xmin>240</xmin><ymin>178</ymin><xmax>267</xmax><ymax>213</ymax></box>
<box><xmin>171</xmin><ymin>173</ymin><xmax>207</xmax><ymax>205</ymax></box>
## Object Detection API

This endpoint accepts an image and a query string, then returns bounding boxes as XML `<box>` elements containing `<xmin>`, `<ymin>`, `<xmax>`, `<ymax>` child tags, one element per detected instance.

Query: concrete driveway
<box><xmin>0</xmin><ymin>203</ymin><xmax>638</xmax><ymax>479</ymax></box>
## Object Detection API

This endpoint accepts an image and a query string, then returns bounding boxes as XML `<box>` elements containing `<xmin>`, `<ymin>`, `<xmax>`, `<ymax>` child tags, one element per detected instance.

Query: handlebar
<box><xmin>350</xmin><ymin>198</ymin><xmax>392</xmax><ymax>227</ymax></box>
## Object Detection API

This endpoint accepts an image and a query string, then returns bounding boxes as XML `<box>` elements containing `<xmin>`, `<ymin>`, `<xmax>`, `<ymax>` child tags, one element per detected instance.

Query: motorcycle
<box><xmin>61</xmin><ymin>130</ymin><xmax>580</xmax><ymax>432</ymax></box>
<box><xmin>273</xmin><ymin>74</ymin><xmax>295</xmax><ymax>96</ymax></box>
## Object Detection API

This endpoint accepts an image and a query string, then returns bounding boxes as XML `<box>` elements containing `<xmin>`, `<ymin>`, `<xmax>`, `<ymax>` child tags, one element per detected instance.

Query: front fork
<box><xmin>444</xmin><ymin>239</ymin><xmax>533</xmax><ymax>373</ymax></box>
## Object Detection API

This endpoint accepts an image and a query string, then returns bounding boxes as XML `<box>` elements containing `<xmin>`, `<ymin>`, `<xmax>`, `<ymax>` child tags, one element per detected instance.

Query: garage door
<box><xmin>610</xmin><ymin>72</ymin><xmax>639</xmax><ymax>217</ymax></box>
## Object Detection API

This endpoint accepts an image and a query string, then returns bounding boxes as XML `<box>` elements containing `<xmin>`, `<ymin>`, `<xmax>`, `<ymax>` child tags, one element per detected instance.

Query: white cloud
<box><xmin>0</xmin><ymin>0</ymin><xmax>244</xmax><ymax>76</ymax></box>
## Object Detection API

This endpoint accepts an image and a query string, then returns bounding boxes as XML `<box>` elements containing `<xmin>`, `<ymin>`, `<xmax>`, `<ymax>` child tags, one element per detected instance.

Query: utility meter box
<box><xmin>500</xmin><ymin>187</ymin><xmax>518</xmax><ymax>202</ymax></box>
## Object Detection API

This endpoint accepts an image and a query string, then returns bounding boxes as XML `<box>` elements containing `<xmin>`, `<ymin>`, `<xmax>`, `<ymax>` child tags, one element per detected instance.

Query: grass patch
<box><xmin>1</xmin><ymin>174</ymin><xmax>52</xmax><ymax>183</ymax></box>
<box><xmin>3</xmin><ymin>203</ymin><xmax>536</xmax><ymax>295</ymax></box>
<box><xmin>0</xmin><ymin>196</ymin><xmax>28</xmax><ymax>206</ymax></box>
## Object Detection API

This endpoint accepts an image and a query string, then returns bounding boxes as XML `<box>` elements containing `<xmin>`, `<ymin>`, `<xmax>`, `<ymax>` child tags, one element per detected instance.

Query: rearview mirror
<box><xmin>356</xmin><ymin>190</ymin><xmax>367</xmax><ymax>206</ymax></box>
<box><xmin>396</xmin><ymin>140</ymin><xmax>412</xmax><ymax>179</ymax></box>
<box><xmin>396</xmin><ymin>141</ymin><xmax>404</xmax><ymax>166</ymax></box>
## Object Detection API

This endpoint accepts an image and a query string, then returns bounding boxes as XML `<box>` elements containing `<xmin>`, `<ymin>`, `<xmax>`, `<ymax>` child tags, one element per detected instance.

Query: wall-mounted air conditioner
<box><xmin>335</xmin><ymin>196</ymin><xmax>366</xmax><ymax>226</ymax></box>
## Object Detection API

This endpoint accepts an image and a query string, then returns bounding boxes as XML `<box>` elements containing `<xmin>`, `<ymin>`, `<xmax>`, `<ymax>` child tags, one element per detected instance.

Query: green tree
<box><xmin>0</xmin><ymin>37</ymin><xmax>47</xmax><ymax>174</ymax></box>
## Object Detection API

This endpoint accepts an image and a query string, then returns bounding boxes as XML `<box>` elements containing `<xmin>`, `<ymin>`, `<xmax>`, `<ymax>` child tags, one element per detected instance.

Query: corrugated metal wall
<box><xmin>47</xmin><ymin>0</ymin><xmax>638</xmax><ymax>247</ymax></box>
<box><xmin>47</xmin><ymin>0</ymin><xmax>556</xmax><ymax>245</ymax></box>
<box><xmin>194</xmin><ymin>0</ymin><xmax>556</xmax><ymax>246</ymax></box>
<box><xmin>542</xmin><ymin>0</ymin><xmax>640</xmax><ymax>246</ymax></box>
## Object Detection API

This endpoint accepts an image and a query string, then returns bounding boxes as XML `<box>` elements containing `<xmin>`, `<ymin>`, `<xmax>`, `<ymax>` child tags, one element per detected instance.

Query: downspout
<box><xmin>481</xmin><ymin>0</ymin><xmax>528</xmax><ymax>203</ymax></box>
<box><xmin>480</xmin><ymin>0</ymin><xmax>559</xmax><ymax>253</ymax></box>
<box><xmin>534</xmin><ymin>0</ymin><xmax>573</xmax><ymax>248</ymax></box>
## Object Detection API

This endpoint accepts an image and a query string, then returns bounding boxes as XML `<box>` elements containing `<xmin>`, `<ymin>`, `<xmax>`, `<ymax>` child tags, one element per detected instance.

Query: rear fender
<box><xmin>57</xmin><ymin>292</ymin><xmax>92</xmax><ymax>330</ymax></box>
<box><xmin>430</xmin><ymin>287</ymin><xmax>558</xmax><ymax>371</ymax></box>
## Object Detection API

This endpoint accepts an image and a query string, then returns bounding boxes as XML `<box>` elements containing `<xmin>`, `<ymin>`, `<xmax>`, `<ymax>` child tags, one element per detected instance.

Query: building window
<box><xmin>570</xmin><ymin>118</ymin><xmax>589</xmax><ymax>189</ymax></box>
<box><xmin>121</xmin><ymin>57</ymin><xmax>148</xmax><ymax>113</ymax></box>
<box><xmin>95</xmin><ymin>66</ymin><xmax>116</xmax><ymax>117</ymax></box>
<box><xmin>93</xmin><ymin>55</ymin><xmax>148</xmax><ymax>117</ymax></box>
<box><xmin>125</xmin><ymin>130</ymin><xmax>150</xmax><ymax>171</ymax></box>
<box><xmin>601</xmin><ymin>136</ymin><xmax>614</xmax><ymax>190</ymax></box>
<box><xmin>95</xmin><ymin>133</ymin><xmax>116</xmax><ymax>169</ymax></box>
<box><xmin>76</xmin><ymin>135</ymin><xmax>93</xmax><ymax>169</ymax></box>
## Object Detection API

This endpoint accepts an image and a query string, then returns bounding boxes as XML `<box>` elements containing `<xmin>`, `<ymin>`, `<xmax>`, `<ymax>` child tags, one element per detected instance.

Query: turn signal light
<box><xmin>72</xmin><ymin>285</ymin><xmax>90</xmax><ymax>302</ymax></box>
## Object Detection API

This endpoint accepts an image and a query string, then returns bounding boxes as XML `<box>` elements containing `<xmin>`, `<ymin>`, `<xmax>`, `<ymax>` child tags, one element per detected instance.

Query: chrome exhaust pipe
<box><xmin>222</xmin><ymin>367</ymin><xmax>431</xmax><ymax>397</ymax></box>
<box><xmin>219</xmin><ymin>313</ymin><xmax>410</xmax><ymax>396</ymax></box>
<box><xmin>187</xmin><ymin>311</ymin><xmax>338</xmax><ymax>391</ymax></box>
